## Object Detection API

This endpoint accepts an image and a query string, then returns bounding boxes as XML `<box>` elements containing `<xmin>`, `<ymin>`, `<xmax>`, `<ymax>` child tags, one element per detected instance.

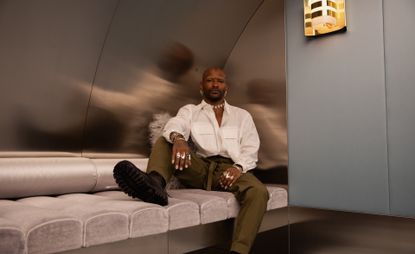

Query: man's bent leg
<box><xmin>146</xmin><ymin>137</ymin><xmax>176</xmax><ymax>183</ymax></box>
<box><xmin>229</xmin><ymin>173</ymin><xmax>269</xmax><ymax>254</ymax></box>
<box><xmin>113</xmin><ymin>137</ymin><xmax>173</xmax><ymax>205</ymax></box>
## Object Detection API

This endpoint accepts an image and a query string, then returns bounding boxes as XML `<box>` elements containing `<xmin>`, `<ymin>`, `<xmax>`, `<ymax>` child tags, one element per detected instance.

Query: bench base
<box><xmin>62</xmin><ymin>208</ymin><xmax>288</xmax><ymax>254</ymax></box>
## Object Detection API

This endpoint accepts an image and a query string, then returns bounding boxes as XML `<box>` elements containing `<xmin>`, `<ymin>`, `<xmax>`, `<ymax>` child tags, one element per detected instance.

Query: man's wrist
<box><xmin>174</xmin><ymin>137</ymin><xmax>186</xmax><ymax>143</ymax></box>
<box><xmin>232</xmin><ymin>164</ymin><xmax>243</xmax><ymax>172</ymax></box>
<box><xmin>170</xmin><ymin>131</ymin><xmax>185</xmax><ymax>143</ymax></box>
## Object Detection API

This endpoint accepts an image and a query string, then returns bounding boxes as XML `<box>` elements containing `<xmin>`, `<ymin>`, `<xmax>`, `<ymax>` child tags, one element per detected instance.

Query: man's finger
<box><xmin>178</xmin><ymin>152</ymin><xmax>186</xmax><ymax>170</ymax></box>
<box><xmin>171</xmin><ymin>149</ymin><xmax>177</xmax><ymax>164</ymax></box>
<box><xmin>185</xmin><ymin>153</ymin><xmax>192</xmax><ymax>168</ymax></box>
<box><xmin>229</xmin><ymin>177</ymin><xmax>237</xmax><ymax>188</ymax></box>
<box><xmin>174</xmin><ymin>151</ymin><xmax>182</xmax><ymax>169</ymax></box>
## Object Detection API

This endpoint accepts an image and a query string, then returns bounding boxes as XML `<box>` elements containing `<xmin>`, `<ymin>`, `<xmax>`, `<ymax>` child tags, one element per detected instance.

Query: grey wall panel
<box><xmin>83</xmin><ymin>0</ymin><xmax>262</xmax><ymax>156</ymax></box>
<box><xmin>0</xmin><ymin>0</ymin><xmax>118</xmax><ymax>154</ymax></box>
<box><xmin>384</xmin><ymin>0</ymin><xmax>415</xmax><ymax>217</ymax></box>
<box><xmin>224</xmin><ymin>0</ymin><xmax>287</xmax><ymax>169</ymax></box>
<box><xmin>286</xmin><ymin>0</ymin><xmax>389</xmax><ymax>213</ymax></box>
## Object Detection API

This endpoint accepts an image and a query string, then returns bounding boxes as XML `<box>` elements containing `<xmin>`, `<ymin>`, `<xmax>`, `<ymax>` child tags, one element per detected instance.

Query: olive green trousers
<box><xmin>147</xmin><ymin>137</ymin><xmax>269</xmax><ymax>254</ymax></box>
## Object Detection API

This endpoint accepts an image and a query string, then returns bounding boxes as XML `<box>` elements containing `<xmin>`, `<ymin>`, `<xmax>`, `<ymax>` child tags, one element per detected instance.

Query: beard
<box><xmin>204</xmin><ymin>89</ymin><xmax>225</xmax><ymax>102</ymax></box>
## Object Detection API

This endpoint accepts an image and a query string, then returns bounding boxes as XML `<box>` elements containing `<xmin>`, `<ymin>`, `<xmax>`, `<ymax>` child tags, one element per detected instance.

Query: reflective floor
<box><xmin>186</xmin><ymin>226</ymin><xmax>289</xmax><ymax>254</ymax></box>
<box><xmin>187</xmin><ymin>206</ymin><xmax>415</xmax><ymax>254</ymax></box>
<box><xmin>290</xmin><ymin>206</ymin><xmax>415</xmax><ymax>254</ymax></box>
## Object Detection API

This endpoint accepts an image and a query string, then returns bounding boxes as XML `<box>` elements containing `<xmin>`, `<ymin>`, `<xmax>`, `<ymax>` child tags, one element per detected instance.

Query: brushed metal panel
<box><xmin>61</xmin><ymin>233</ymin><xmax>168</xmax><ymax>254</ymax></box>
<box><xmin>187</xmin><ymin>226</ymin><xmax>289</xmax><ymax>254</ymax></box>
<box><xmin>170</xmin><ymin>208</ymin><xmax>288</xmax><ymax>254</ymax></box>
<box><xmin>225</xmin><ymin>0</ymin><xmax>287</xmax><ymax>170</ymax></box>
<box><xmin>83</xmin><ymin>0</ymin><xmax>263</xmax><ymax>156</ymax></box>
<box><xmin>384</xmin><ymin>0</ymin><xmax>415</xmax><ymax>217</ymax></box>
<box><xmin>286</xmin><ymin>0</ymin><xmax>389</xmax><ymax>213</ymax></box>
<box><xmin>169</xmin><ymin>221</ymin><xmax>233</xmax><ymax>254</ymax></box>
<box><xmin>0</xmin><ymin>0</ymin><xmax>118</xmax><ymax>153</ymax></box>
<box><xmin>290</xmin><ymin>206</ymin><xmax>415</xmax><ymax>254</ymax></box>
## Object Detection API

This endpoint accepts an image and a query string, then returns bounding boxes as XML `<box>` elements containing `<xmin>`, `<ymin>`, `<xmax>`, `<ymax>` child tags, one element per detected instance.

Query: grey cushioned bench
<box><xmin>0</xmin><ymin>157</ymin><xmax>287</xmax><ymax>254</ymax></box>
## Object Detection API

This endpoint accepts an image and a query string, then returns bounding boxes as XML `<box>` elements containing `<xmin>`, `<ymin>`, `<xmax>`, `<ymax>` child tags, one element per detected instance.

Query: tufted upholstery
<box><xmin>0</xmin><ymin>157</ymin><xmax>287</xmax><ymax>254</ymax></box>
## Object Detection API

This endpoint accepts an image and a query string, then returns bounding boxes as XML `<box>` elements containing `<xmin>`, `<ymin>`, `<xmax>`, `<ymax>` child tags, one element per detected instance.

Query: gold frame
<box><xmin>304</xmin><ymin>0</ymin><xmax>347</xmax><ymax>37</ymax></box>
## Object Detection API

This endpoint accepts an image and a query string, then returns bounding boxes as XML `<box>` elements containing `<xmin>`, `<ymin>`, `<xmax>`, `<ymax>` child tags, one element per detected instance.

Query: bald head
<box><xmin>202</xmin><ymin>67</ymin><xmax>225</xmax><ymax>81</ymax></box>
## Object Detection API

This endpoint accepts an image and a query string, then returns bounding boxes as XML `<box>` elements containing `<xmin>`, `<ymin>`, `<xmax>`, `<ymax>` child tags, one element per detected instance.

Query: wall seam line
<box><xmin>80</xmin><ymin>0</ymin><xmax>121</xmax><ymax>157</ymax></box>
<box><xmin>223</xmin><ymin>0</ymin><xmax>265</xmax><ymax>67</ymax></box>
<box><xmin>381</xmin><ymin>0</ymin><xmax>391</xmax><ymax>214</ymax></box>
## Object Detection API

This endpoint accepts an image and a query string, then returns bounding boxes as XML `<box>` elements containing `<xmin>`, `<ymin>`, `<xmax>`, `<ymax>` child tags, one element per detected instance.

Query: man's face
<box><xmin>200</xmin><ymin>69</ymin><xmax>228</xmax><ymax>103</ymax></box>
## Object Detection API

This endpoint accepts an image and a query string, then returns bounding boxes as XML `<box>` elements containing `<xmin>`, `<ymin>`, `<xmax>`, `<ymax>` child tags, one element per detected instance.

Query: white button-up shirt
<box><xmin>163</xmin><ymin>100</ymin><xmax>260</xmax><ymax>172</ymax></box>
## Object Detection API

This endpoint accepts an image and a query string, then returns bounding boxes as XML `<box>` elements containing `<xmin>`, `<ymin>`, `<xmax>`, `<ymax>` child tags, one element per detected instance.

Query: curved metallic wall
<box><xmin>225</xmin><ymin>0</ymin><xmax>287</xmax><ymax>170</ymax></box>
<box><xmin>0</xmin><ymin>0</ymin><xmax>118</xmax><ymax>155</ymax></box>
<box><xmin>82</xmin><ymin>0</ymin><xmax>263</xmax><ymax>157</ymax></box>
<box><xmin>0</xmin><ymin>0</ymin><xmax>264</xmax><ymax>157</ymax></box>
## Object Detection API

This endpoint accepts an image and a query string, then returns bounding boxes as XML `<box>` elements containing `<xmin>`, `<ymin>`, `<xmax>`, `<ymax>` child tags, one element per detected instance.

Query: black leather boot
<box><xmin>113</xmin><ymin>160</ymin><xmax>168</xmax><ymax>206</ymax></box>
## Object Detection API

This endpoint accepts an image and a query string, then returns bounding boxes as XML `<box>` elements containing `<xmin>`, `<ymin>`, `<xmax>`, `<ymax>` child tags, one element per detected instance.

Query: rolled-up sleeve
<box><xmin>233</xmin><ymin>113</ymin><xmax>260</xmax><ymax>172</ymax></box>
<box><xmin>162</xmin><ymin>105</ymin><xmax>193</xmax><ymax>143</ymax></box>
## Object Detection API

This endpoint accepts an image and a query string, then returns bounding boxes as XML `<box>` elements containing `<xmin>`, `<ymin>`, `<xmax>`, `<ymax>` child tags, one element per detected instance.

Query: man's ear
<box><xmin>199</xmin><ymin>84</ymin><xmax>204</xmax><ymax>97</ymax></box>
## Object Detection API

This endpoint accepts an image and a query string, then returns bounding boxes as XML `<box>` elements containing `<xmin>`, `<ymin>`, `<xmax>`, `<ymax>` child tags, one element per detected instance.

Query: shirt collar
<box><xmin>200</xmin><ymin>100</ymin><xmax>231</xmax><ymax>114</ymax></box>
<box><xmin>223</xmin><ymin>100</ymin><xmax>231</xmax><ymax>114</ymax></box>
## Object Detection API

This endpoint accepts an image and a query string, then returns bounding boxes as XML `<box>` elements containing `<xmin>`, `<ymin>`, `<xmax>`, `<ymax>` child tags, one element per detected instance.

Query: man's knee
<box><xmin>151</xmin><ymin>136</ymin><xmax>173</xmax><ymax>154</ymax></box>
<box><xmin>147</xmin><ymin>137</ymin><xmax>173</xmax><ymax>172</ymax></box>
<box><xmin>154</xmin><ymin>136</ymin><xmax>169</xmax><ymax>147</ymax></box>
<box><xmin>246</xmin><ymin>183</ymin><xmax>269</xmax><ymax>203</ymax></box>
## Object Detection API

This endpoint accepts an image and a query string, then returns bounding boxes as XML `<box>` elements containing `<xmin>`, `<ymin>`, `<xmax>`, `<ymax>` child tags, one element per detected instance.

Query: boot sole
<box><xmin>113</xmin><ymin>161</ymin><xmax>168</xmax><ymax>206</ymax></box>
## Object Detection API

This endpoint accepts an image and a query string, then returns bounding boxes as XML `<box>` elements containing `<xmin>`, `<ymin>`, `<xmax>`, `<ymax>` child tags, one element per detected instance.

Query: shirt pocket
<box><xmin>221</xmin><ymin>127</ymin><xmax>239</xmax><ymax>148</ymax></box>
<box><xmin>192</xmin><ymin>123</ymin><xmax>217</xmax><ymax>151</ymax></box>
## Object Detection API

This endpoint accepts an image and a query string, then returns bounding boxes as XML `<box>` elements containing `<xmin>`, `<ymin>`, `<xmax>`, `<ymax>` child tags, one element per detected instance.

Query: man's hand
<box><xmin>219</xmin><ymin>166</ymin><xmax>242</xmax><ymax>190</ymax></box>
<box><xmin>171</xmin><ymin>139</ymin><xmax>192</xmax><ymax>170</ymax></box>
